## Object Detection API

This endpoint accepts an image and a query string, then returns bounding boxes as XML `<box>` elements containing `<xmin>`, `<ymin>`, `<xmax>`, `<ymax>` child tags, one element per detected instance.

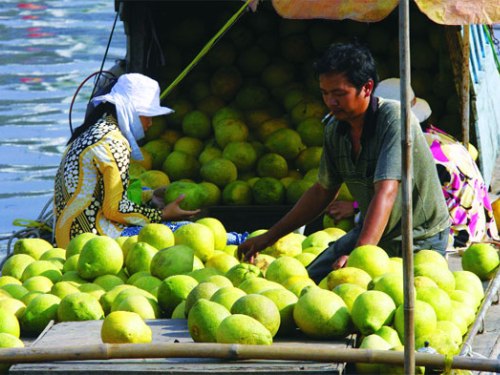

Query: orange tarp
<box><xmin>271</xmin><ymin>0</ymin><xmax>500</xmax><ymax>25</ymax></box>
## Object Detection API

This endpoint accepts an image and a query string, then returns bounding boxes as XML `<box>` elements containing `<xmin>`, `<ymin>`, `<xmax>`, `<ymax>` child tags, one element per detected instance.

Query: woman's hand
<box><xmin>326</xmin><ymin>200</ymin><xmax>355</xmax><ymax>221</ymax></box>
<box><xmin>161</xmin><ymin>194</ymin><xmax>200</xmax><ymax>221</ymax></box>
<box><xmin>237</xmin><ymin>232</ymin><xmax>275</xmax><ymax>263</ymax></box>
<box><xmin>151</xmin><ymin>186</ymin><xmax>167</xmax><ymax>209</ymax></box>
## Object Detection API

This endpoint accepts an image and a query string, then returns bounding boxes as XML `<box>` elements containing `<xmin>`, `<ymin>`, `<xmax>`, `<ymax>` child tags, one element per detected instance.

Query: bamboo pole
<box><xmin>0</xmin><ymin>343</ymin><xmax>499</xmax><ymax>372</ymax></box>
<box><xmin>461</xmin><ymin>25</ymin><xmax>470</xmax><ymax>147</ymax></box>
<box><xmin>398</xmin><ymin>1</ymin><xmax>415</xmax><ymax>374</ymax></box>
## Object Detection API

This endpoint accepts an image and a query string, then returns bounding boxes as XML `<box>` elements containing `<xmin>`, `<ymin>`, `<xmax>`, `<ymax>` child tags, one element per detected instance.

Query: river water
<box><xmin>0</xmin><ymin>0</ymin><xmax>126</xmax><ymax>260</ymax></box>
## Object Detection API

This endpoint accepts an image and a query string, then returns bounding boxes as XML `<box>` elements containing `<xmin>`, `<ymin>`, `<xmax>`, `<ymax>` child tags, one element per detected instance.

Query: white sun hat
<box><xmin>92</xmin><ymin>73</ymin><xmax>173</xmax><ymax>160</ymax></box>
<box><xmin>374</xmin><ymin>77</ymin><xmax>432</xmax><ymax>122</ymax></box>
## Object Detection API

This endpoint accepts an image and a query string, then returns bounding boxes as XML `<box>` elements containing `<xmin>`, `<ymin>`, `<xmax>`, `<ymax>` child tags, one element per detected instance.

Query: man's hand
<box><xmin>332</xmin><ymin>255</ymin><xmax>349</xmax><ymax>270</ymax></box>
<box><xmin>161</xmin><ymin>194</ymin><xmax>200</xmax><ymax>221</ymax></box>
<box><xmin>237</xmin><ymin>232</ymin><xmax>275</xmax><ymax>263</ymax></box>
<box><xmin>326</xmin><ymin>200</ymin><xmax>355</xmax><ymax>221</ymax></box>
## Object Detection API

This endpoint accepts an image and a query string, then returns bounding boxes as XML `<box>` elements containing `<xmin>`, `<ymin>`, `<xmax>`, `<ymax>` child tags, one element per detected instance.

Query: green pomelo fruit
<box><xmin>125</xmin><ymin>242</ymin><xmax>158</xmax><ymax>276</ymax></box>
<box><xmin>414</xmin><ymin>263</ymin><xmax>455</xmax><ymax>293</ymax></box>
<box><xmin>216</xmin><ymin>314</ymin><xmax>272</xmax><ymax>345</ymax></box>
<box><xmin>265</xmin><ymin>256</ymin><xmax>308</xmax><ymax>285</ymax></box>
<box><xmin>252</xmin><ymin>177</ymin><xmax>285</xmax><ymax>205</ymax></box>
<box><xmin>222</xmin><ymin>180</ymin><xmax>253</xmax><ymax>205</ymax></box>
<box><xmin>281</xmin><ymin>276</ymin><xmax>315</xmax><ymax>297</ymax></box>
<box><xmin>260</xmin><ymin>288</ymin><xmax>298</xmax><ymax>336</ymax></box>
<box><xmin>114</xmin><ymin>294</ymin><xmax>158</xmax><ymax>320</ymax></box>
<box><xmin>370</xmin><ymin>273</ymin><xmax>407</xmax><ymax>306</ymax></box>
<box><xmin>20</xmin><ymin>294</ymin><xmax>61</xmax><ymax>336</ymax></box>
<box><xmin>138</xmin><ymin>223</ymin><xmax>174</xmax><ymax>251</ymax></box>
<box><xmin>0</xmin><ymin>276</ymin><xmax>21</xmax><ymax>287</ymax></box>
<box><xmin>295</xmin><ymin>147</ymin><xmax>323</xmax><ymax>173</ymax></box>
<box><xmin>302</xmin><ymin>231</ymin><xmax>332</xmax><ymax>250</ymax></box>
<box><xmin>174</xmin><ymin>223</ymin><xmax>215</xmax><ymax>262</ymax></box>
<box><xmin>196</xmin><ymin>217</ymin><xmax>227</xmax><ymax>251</ymax></box>
<box><xmin>77</xmin><ymin>236</ymin><xmax>123</xmax><ymax>280</ymax></box>
<box><xmin>182</xmin><ymin>110</ymin><xmax>211</xmax><ymax>140</ymax></box>
<box><xmin>296</xmin><ymin>118</ymin><xmax>324</xmax><ymax>147</ymax></box>
<box><xmin>461</xmin><ymin>243</ymin><xmax>499</xmax><ymax>280</ymax></box>
<box><xmin>351</xmin><ymin>290</ymin><xmax>396</xmax><ymax>335</ymax></box>
<box><xmin>13</xmin><ymin>238</ymin><xmax>53</xmax><ymax>260</ymax></box>
<box><xmin>210</xmin><ymin>286</ymin><xmax>246</xmax><ymax>311</ymax></box>
<box><xmin>414</xmin><ymin>275</ymin><xmax>438</xmax><ymax>289</ymax></box>
<box><xmin>162</xmin><ymin>150</ymin><xmax>199</xmax><ymax>181</ymax></box>
<box><xmin>231</xmin><ymin>294</ymin><xmax>281</xmax><ymax>337</ymax></box>
<box><xmin>416</xmin><ymin>286</ymin><xmax>452</xmax><ymax>321</ymax></box>
<box><xmin>449</xmin><ymin>289</ymin><xmax>480</xmax><ymax>311</ymax></box>
<box><xmin>21</xmin><ymin>260</ymin><xmax>62</xmax><ymax>283</ymax></box>
<box><xmin>204</xmin><ymin>275</ymin><xmax>233</xmax><ymax>289</ymax></box>
<box><xmin>415</xmin><ymin>330</ymin><xmax>460</xmax><ymax>356</ymax></box>
<box><xmin>0</xmin><ymin>298</ymin><xmax>26</xmax><ymax>318</ymax></box>
<box><xmin>78</xmin><ymin>283</ymin><xmax>105</xmax><ymax>300</ymax></box>
<box><xmin>355</xmin><ymin>334</ymin><xmax>392</xmax><ymax>374</ymax></box>
<box><xmin>265</xmin><ymin>128</ymin><xmax>305</xmax><ymax>160</ymax></box>
<box><xmin>294</xmin><ymin>252</ymin><xmax>316</xmax><ymax>267</ymax></box>
<box><xmin>171</xmin><ymin>301</ymin><xmax>186</xmax><ymax>319</ymax></box>
<box><xmin>0</xmin><ymin>284</ymin><xmax>27</xmax><ymax>301</ymax></box>
<box><xmin>157</xmin><ymin>274</ymin><xmax>198</xmax><ymax>316</ymax></box>
<box><xmin>99</xmin><ymin>284</ymin><xmax>135</xmax><ymax>315</ymax></box>
<box><xmin>222</xmin><ymin>141</ymin><xmax>257</xmax><ymax>172</ymax></box>
<box><xmin>293</xmin><ymin>288</ymin><xmax>352</xmax><ymax>339</ymax></box>
<box><xmin>453</xmin><ymin>270</ymin><xmax>484</xmax><ymax>307</ymax></box>
<box><xmin>198</xmin><ymin>181</ymin><xmax>221</xmax><ymax>206</ymax></box>
<box><xmin>0</xmin><ymin>309</ymin><xmax>20</xmax><ymax>338</ymax></box>
<box><xmin>375</xmin><ymin>325</ymin><xmax>402</xmax><ymax>348</ymax></box>
<box><xmin>0</xmin><ymin>332</ymin><xmax>24</xmax><ymax>372</ymax></box>
<box><xmin>414</xmin><ymin>249</ymin><xmax>449</xmax><ymax>268</ymax></box>
<box><xmin>93</xmin><ymin>274</ymin><xmax>124</xmax><ymax>292</ymax></box>
<box><xmin>332</xmin><ymin>283</ymin><xmax>366</xmax><ymax>312</ymax></box>
<box><xmin>184</xmin><ymin>282</ymin><xmax>220</xmax><ymax>316</ymax></box>
<box><xmin>173</xmin><ymin>136</ymin><xmax>204</xmax><ymax>157</ymax></box>
<box><xmin>66</xmin><ymin>233</ymin><xmax>98</xmax><ymax>258</ymax></box>
<box><xmin>188</xmin><ymin>267</ymin><xmax>223</xmax><ymax>283</ymax></box>
<box><xmin>101</xmin><ymin>311</ymin><xmax>152</xmax><ymax>344</ymax></box>
<box><xmin>436</xmin><ymin>320</ymin><xmax>463</xmax><ymax>346</ymax></box>
<box><xmin>22</xmin><ymin>276</ymin><xmax>53</xmax><ymax>293</ymax></box>
<box><xmin>60</xmin><ymin>271</ymin><xmax>86</xmax><ymax>285</ymax></box>
<box><xmin>126</xmin><ymin>271</ymin><xmax>150</xmax><ymax>285</ymax></box>
<box><xmin>238</xmin><ymin>278</ymin><xmax>282</xmax><ymax>295</ymax></box>
<box><xmin>262</xmin><ymin>232</ymin><xmax>304</xmax><ymax>258</ymax></box>
<box><xmin>394</xmin><ymin>300</ymin><xmax>437</xmax><ymax>341</ymax></box>
<box><xmin>132</xmin><ymin>275</ymin><xmax>162</xmax><ymax>297</ymax></box>
<box><xmin>1</xmin><ymin>254</ymin><xmax>36</xmax><ymax>280</ymax></box>
<box><xmin>346</xmin><ymin>245</ymin><xmax>390</xmax><ymax>278</ymax></box>
<box><xmin>150</xmin><ymin>245</ymin><xmax>195</xmax><ymax>280</ymax></box>
<box><xmin>326</xmin><ymin>267</ymin><xmax>372</xmax><ymax>290</ymax></box>
<box><xmin>57</xmin><ymin>292</ymin><xmax>104</xmax><ymax>322</ymax></box>
<box><xmin>225</xmin><ymin>263</ymin><xmax>262</xmax><ymax>287</ymax></box>
<box><xmin>200</xmin><ymin>158</ymin><xmax>238</xmax><ymax>188</ymax></box>
<box><xmin>50</xmin><ymin>281</ymin><xmax>80</xmax><ymax>299</ymax></box>
<box><xmin>256</xmin><ymin>153</ymin><xmax>288</xmax><ymax>179</ymax></box>
<box><xmin>188</xmin><ymin>299</ymin><xmax>231</xmax><ymax>342</ymax></box>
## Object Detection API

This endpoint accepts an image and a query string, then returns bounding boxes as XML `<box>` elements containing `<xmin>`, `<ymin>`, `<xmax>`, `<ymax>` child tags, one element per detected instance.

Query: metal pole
<box><xmin>399</xmin><ymin>1</ymin><xmax>415</xmax><ymax>374</ymax></box>
<box><xmin>461</xmin><ymin>25</ymin><xmax>470</xmax><ymax>147</ymax></box>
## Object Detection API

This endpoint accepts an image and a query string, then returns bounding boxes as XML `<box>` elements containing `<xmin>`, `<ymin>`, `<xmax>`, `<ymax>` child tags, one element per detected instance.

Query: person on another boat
<box><xmin>53</xmin><ymin>73</ymin><xmax>199</xmax><ymax>249</ymax></box>
<box><xmin>237</xmin><ymin>42</ymin><xmax>451</xmax><ymax>284</ymax></box>
<box><xmin>326</xmin><ymin>78</ymin><xmax>499</xmax><ymax>248</ymax></box>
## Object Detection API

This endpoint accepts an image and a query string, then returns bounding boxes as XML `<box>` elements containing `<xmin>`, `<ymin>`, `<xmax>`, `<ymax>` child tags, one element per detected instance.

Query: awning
<box><xmin>271</xmin><ymin>0</ymin><xmax>500</xmax><ymax>25</ymax></box>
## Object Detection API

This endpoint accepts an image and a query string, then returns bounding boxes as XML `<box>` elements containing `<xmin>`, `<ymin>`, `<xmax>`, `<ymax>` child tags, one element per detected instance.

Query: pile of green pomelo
<box><xmin>0</xmin><ymin>216</ymin><xmax>499</xmax><ymax>373</ymax></box>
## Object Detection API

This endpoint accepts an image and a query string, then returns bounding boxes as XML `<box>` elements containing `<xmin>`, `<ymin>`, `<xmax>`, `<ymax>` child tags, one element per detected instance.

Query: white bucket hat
<box><xmin>92</xmin><ymin>73</ymin><xmax>173</xmax><ymax>160</ymax></box>
<box><xmin>374</xmin><ymin>77</ymin><xmax>431</xmax><ymax>122</ymax></box>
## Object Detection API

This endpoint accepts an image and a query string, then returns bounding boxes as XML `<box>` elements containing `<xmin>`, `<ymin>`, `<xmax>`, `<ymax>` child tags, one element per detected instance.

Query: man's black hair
<box><xmin>313</xmin><ymin>42</ymin><xmax>379</xmax><ymax>91</ymax></box>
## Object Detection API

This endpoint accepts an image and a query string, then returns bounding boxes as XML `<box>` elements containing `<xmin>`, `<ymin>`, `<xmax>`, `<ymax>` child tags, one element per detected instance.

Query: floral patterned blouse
<box><xmin>54</xmin><ymin>115</ymin><xmax>161</xmax><ymax>248</ymax></box>
<box><xmin>424</xmin><ymin>125</ymin><xmax>499</xmax><ymax>247</ymax></box>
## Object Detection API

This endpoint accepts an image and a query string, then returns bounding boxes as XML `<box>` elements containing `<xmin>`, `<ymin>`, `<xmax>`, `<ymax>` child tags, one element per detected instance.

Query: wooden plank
<box><xmin>11</xmin><ymin>319</ymin><xmax>350</xmax><ymax>374</ymax></box>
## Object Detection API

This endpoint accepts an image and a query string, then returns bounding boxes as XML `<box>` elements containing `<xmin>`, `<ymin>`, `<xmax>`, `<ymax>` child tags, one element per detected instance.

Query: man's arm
<box><xmin>238</xmin><ymin>182</ymin><xmax>337</xmax><ymax>261</ymax></box>
<box><xmin>356</xmin><ymin>179</ymin><xmax>399</xmax><ymax>246</ymax></box>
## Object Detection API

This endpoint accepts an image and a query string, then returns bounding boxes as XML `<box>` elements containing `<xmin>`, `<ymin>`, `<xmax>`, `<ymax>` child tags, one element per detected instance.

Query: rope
<box><xmin>483</xmin><ymin>25</ymin><xmax>500</xmax><ymax>73</ymax></box>
<box><xmin>159</xmin><ymin>0</ymin><xmax>254</xmax><ymax>100</ymax></box>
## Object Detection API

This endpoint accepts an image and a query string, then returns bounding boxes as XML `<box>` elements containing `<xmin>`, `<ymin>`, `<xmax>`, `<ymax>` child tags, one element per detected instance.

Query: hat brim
<box><xmin>138</xmin><ymin>106</ymin><xmax>174</xmax><ymax>117</ymax></box>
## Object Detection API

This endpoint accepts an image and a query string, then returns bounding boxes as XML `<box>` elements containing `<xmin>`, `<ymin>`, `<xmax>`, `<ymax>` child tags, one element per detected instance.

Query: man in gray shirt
<box><xmin>238</xmin><ymin>42</ymin><xmax>450</xmax><ymax>283</ymax></box>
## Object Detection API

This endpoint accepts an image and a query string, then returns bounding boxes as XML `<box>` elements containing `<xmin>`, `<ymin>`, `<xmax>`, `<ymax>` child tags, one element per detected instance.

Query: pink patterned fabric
<box><xmin>424</xmin><ymin>125</ymin><xmax>498</xmax><ymax>246</ymax></box>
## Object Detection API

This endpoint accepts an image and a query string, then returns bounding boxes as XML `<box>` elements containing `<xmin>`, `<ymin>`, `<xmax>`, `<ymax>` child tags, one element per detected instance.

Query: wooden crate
<box><xmin>11</xmin><ymin>319</ymin><xmax>352</xmax><ymax>374</ymax></box>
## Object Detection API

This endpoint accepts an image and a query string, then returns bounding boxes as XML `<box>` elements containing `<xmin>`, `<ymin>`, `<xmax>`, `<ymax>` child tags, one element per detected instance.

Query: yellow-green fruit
<box><xmin>99</xmin><ymin>284</ymin><xmax>135</xmax><ymax>315</ymax></box>
<box><xmin>0</xmin><ymin>309</ymin><xmax>20</xmax><ymax>338</ymax></box>
<box><xmin>188</xmin><ymin>299</ymin><xmax>231</xmax><ymax>342</ymax></box>
<box><xmin>216</xmin><ymin>314</ymin><xmax>272</xmax><ymax>345</ymax></box>
<box><xmin>346</xmin><ymin>244</ymin><xmax>390</xmax><ymax>278</ymax></box>
<box><xmin>222</xmin><ymin>180</ymin><xmax>253</xmax><ymax>205</ymax></box>
<box><xmin>125</xmin><ymin>242</ymin><xmax>158</xmax><ymax>276</ymax></box>
<box><xmin>198</xmin><ymin>181</ymin><xmax>221</xmax><ymax>206</ymax></box>
<box><xmin>111</xmin><ymin>288</ymin><xmax>158</xmax><ymax>315</ymax></box>
<box><xmin>370</xmin><ymin>273</ymin><xmax>406</xmax><ymax>306</ymax></box>
<box><xmin>256</xmin><ymin>153</ymin><xmax>288</xmax><ymax>179</ymax></box>
<box><xmin>326</xmin><ymin>267</ymin><xmax>372</xmax><ymax>290</ymax></box>
<box><xmin>199</xmin><ymin>146</ymin><xmax>222</xmax><ymax>165</ymax></box>
<box><xmin>77</xmin><ymin>236</ymin><xmax>123</xmax><ymax>280</ymax></box>
<box><xmin>210</xmin><ymin>286</ymin><xmax>246</xmax><ymax>311</ymax></box>
<box><xmin>436</xmin><ymin>321</ymin><xmax>463</xmax><ymax>346</ymax></box>
<box><xmin>416</xmin><ymin>286</ymin><xmax>452</xmax><ymax>321</ymax></box>
<box><xmin>173</xmin><ymin>136</ymin><xmax>204</xmax><ymax>157</ymax></box>
<box><xmin>0</xmin><ymin>276</ymin><xmax>21</xmax><ymax>287</ymax></box>
<box><xmin>200</xmin><ymin>158</ymin><xmax>238</xmax><ymax>188</ymax></box>
<box><xmin>182</xmin><ymin>110</ymin><xmax>211</xmax><ymax>140</ymax></box>
<box><xmin>174</xmin><ymin>223</ymin><xmax>215</xmax><ymax>262</ymax></box>
<box><xmin>196</xmin><ymin>217</ymin><xmax>227</xmax><ymax>250</ymax></box>
<box><xmin>205</xmin><ymin>253</ymin><xmax>239</xmax><ymax>274</ymax></box>
<box><xmin>294</xmin><ymin>252</ymin><xmax>316</xmax><ymax>267</ymax></box>
<box><xmin>188</xmin><ymin>267</ymin><xmax>222</xmax><ymax>283</ymax></box>
<box><xmin>162</xmin><ymin>150</ymin><xmax>199</xmax><ymax>181</ymax></box>
<box><xmin>22</xmin><ymin>276</ymin><xmax>53</xmax><ymax>293</ymax></box>
<box><xmin>225</xmin><ymin>263</ymin><xmax>262</xmax><ymax>287</ymax></box>
<box><xmin>461</xmin><ymin>242</ymin><xmax>500</xmax><ymax>280</ymax></box>
<box><xmin>238</xmin><ymin>278</ymin><xmax>282</xmax><ymax>295</ymax></box>
<box><xmin>21</xmin><ymin>291</ymin><xmax>43</xmax><ymax>306</ymax></box>
<box><xmin>150</xmin><ymin>245</ymin><xmax>195</xmax><ymax>280</ymax></box>
<box><xmin>113</xmin><ymin>294</ymin><xmax>158</xmax><ymax>320</ymax></box>
<box><xmin>40</xmin><ymin>247</ymin><xmax>66</xmax><ymax>262</ymax></box>
<box><xmin>332</xmin><ymin>283</ymin><xmax>366</xmax><ymax>312</ymax></box>
<box><xmin>101</xmin><ymin>311</ymin><xmax>152</xmax><ymax>344</ymax></box>
<box><xmin>93</xmin><ymin>274</ymin><xmax>124</xmax><ymax>292</ymax></box>
<box><xmin>20</xmin><ymin>294</ymin><xmax>61</xmax><ymax>336</ymax></box>
<box><xmin>414</xmin><ymin>263</ymin><xmax>455</xmax><ymax>293</ymax></box>
<box><xmin>394</xmin><ymin>300</ymin><xmax>437</xmax><ymax>341</ymax></box>
<box><xmin>265</xmin><ymin>256</ymin><xmax>308</xmax><ymax>285</ymax></box>
<box><xmin>164</xmin><ymin>181</ymin><xmax>207</xmax><ymax>210</ymax></box>
<box><xmin>323</xmin><ymin>227</ymin><xmax>347</xmax><ymax>241</ymax></box>
<box><xmin>295</xmin><ymin>146</ymin><xmax>323</xmax><ymax>173</ymax></box>
<box><xmin>231</xmin><ymin>294</ymin><xmax>281</xmax><ymax>337</ymax></box>
<box><xmin>414</xmin><ymin>249</ymin><xmax>448</xmax><ymax>268</ymax></box>
<box><xmin>157</xmin><ymin>275</ymin><xmax>198</xmax><ymax>316</ymax></box>
<box><xmin>139</xmin><ymin>169</ymin><xmax>170</xmax><ymax>190</ymax></box>
<box><xmin>302</xmin><ymin>231</ymin><xmax>332</xmax><ymax>249</ymax></box>
<box><xmin>13</xmin><ymin>238</ymin><xmax>53</xmax><ymax>260</ymax></box>
<box><xmin>78</xmin><ymin>283</ymin><xmax>106</xmax><ymax>300</ymax></box>
<box><xmin>260</xmin><ymin>288</ymin><xmax>298</xmax><ymax>336</ymax></box>
<box><xmin>171</xmin><ymin>301</ymin><xmax>187</xmax><ymax>319</ymax></box>
<box><xmin>293</xmin><ymin>288</ymin><xmax>351</xmax><ymax>339</ymax></box>
<box><xmin>138</xmin><ymin>223</ymin><xmax>174</xmax><ymax>251</ymax></box>
<box><xmin>453</xmin><ymin>270</ymin><xmax>484</xmax><ymax>307</ymax></box>
<box><xmin>351</xmin><ymin>290</ymin><xmax>396</xmax><ymax>335</ymax></box>
<box><xmin>1</xmin><ymin>254</ymin><xmax>35</xmax><ymax>280</ymax></box>
<box><xmin>264</xmin><ymin>128</ymin><xmax>305</xmax><ymax>160</ymax></box>
<box><xmin>375</xmin><ymin>325</ymin><xmax>402</xmax><ymax>348</ymax></box>
<box><xmin>252</xmin><ymin>177</ymin><xmax>285</xmax><ymax>205</ymax></box>
<box><xmin>263</xmin><ymin>232</ymin><xmax>304</xmax><ymax>258</ymax></box>
<box><xmin>222</xmin><ymin>141</ymin><xmax>257</xmax><ymax>172</ymax></box>
<box><xmin>0</xmin><ymin>333</ymin><xmax>24</xmax><ymax>373</ymax></box>
<box><xmin>57</xmin><ymin>292</ymin><xmax>104</xmax><ymax>322</ymax></box>
<box><xmin>281</xmin><ymin>276</ymin><xmax>315</xmax><ymax>297</ymax></box>
<box><xmin>0</xmin><ymin>298</ymin><xmax>26</xmax><ymax>318</ymax></box>
<box><xmin>0</xmin><ymin>284</ymin><xmax>27</xmax><ymax>301</ymax></box>
<box><xmin>132</xmin><ymin>275</ymin><xmax>162</xmax><ymax>297</ymax></box>
<box><xmin>355</xmin><ymin>334</ymin><xmax>392</xmax><ymax>374</ymax></box>
<box><xmin>322</xmin><ymin>215</ymin><xmax>355</xmax><ymax>233</ymax></box>
<box><xmin>415</xmin><ymin>331</ymin><xmax>460</xmax><ymax>356</ymax></box>
<box><xmin>50</xmin><ymin>281</ymin><xmax>80</xmax><ymax>299</ymax></box>
<box><xmin>66</xmin><ymin>232</ymin><xmax>98</xmax><ymax>258</ymax></box>
<box><xmin>253</xmin><ymin>253</ymin><xmax>276</xmax><ymax>275</ymax></box>
<box><xmin>204</xmin><ymin>275</ymin><xmax>232</xmax><ymax>288</ymax></box>
<box><xmin>184</xmin><ymin>282</ymin><xmax>220</xmax><ymax>316</ymax></box>
<box><xmin>20</xmin><ymin>260</ymin><xmax>62</xmax><ymax>283</ymax></box>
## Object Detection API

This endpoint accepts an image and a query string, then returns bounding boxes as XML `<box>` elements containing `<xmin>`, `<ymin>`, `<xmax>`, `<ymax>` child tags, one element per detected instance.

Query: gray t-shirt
<box><xmin>318</xmin><ymin>97</ymin><xmax>450</xmax><ymax>253</ymax></box>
